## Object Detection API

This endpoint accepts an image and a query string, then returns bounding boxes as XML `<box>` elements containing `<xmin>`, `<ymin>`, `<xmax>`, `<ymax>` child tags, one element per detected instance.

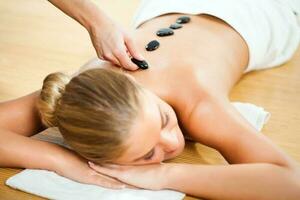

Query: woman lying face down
<box><xmin>35</xmin><ymin>65</ymin><xmax>300</xmax><ymax>198</ymax></box>
<box><xmin>20</xmin><ymin>3</ymin><xmax>300</xmax><ymax>197</ymax></box>
<box><xmin>37</xmin><ymin>68</ymin><xmax>185</xmax><ymax>166</ymax></box>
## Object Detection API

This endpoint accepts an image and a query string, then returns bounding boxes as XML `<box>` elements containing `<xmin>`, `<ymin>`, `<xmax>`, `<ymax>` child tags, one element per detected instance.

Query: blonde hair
<box><xmin>37</xmin><ymin>68</ymin><xmax>143</xmax><ymax>164</ymax></box>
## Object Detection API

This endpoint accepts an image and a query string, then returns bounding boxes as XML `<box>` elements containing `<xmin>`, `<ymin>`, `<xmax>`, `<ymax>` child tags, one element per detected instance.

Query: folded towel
<box><xmin>6</xmin><ymin>169</ymin><xmax>184</xmax><ymax>200</ymax></box>
<box><xmin>232</xmin><ymin>102</ymin><xmax>270</xmax><ymax>131</ymax></box>
<box><xmin>5</xmin><ymin>102</ymin><xmax>270</xmax><ymax>200</ymax></box>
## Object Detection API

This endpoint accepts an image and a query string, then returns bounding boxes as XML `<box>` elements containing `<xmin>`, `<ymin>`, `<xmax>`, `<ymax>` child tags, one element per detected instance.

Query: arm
<box><xmin>47</xmin><ymin>0</ymin><xmax>103</xmax><ymax>32</ymax></box>
<box><xmin>0</xmin><ymin>91</ymin><xmax>64</xmax><ymax>171</ymax></box>
<box><xmin>88</xmin><ymin>160</ymin><xmax>300</xmax><ymax>199</ymax></box>
<box><xmin>186</xmin><ymin>96</ymin><xmax>298</xmax><ymax>169</ymax></box>
<box><xmin>177</xmin><ymin>96</ymin><xmax>300</xmax><ymax>198</ymax></box>
<box><xmin>0</xmin><ymin>89</ymin><xmax>126</xmax><ymax>188</ymax></box>
<box><xmin>48</xmin><ymin>0</ymin><xmax>144</xmax><ymax>70</ymax></box>
<box><xmin>0</xmin><ymin>127</ymin><xmax>126</xmax><ymax>188</ymax></box>
<box><xmin>167</xmin><ymin>163</ymin><xmax>300</xmax><ymax>200</ymax></box>
<box><xmin>0</xmin><ymin>91</ymin><xmax>45</xmax><ymax>137</ymax></box>
<box><xmin>0</xmin><ymin>127</ymin><xmax>64</xmax><ymax>170</ymax></box>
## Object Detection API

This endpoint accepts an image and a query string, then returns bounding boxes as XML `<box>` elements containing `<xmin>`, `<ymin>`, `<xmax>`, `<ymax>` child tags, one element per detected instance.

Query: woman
<box><xmin>1</xmin><ymin>0</ymin><xmax>300</xmax><ymax>199</ymax></box>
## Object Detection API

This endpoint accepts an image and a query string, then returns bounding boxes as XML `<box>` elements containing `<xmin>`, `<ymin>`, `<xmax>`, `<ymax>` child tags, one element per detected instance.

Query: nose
<box><xmin>160</xmin><ymin>130</ymin><xmax>179</xmax><ymax>153</ymax></box>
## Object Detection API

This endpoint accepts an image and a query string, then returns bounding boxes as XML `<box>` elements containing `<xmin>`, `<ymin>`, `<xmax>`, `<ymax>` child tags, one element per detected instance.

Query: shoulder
<box><xmin>70</xmin><ymin>58</ymin><xmax>108</xmax><ymax>78</ymax></box>
<box><xmin>80</xmin><ymin>58</ymin><xmax>105</xmax><ymax>71</ymax></box>
<box><xmin>0</xmin><ymin>90</ymin><xmax>46</xmax><ymax>136</ymax></box>
<box><xmin>173</xmin><ymin>80</ymin><xmax>218</xmax><ymax>130</ymax></box>
<box><xmin>178</xmin><ymin>91</ymin><xmax>233</xmax><ymax>148</ymax></box>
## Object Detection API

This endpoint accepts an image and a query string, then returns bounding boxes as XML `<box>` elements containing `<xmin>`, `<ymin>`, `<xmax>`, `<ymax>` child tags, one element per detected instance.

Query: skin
<box><xmin>1</xmin><ymin>13</ymin><xmax>300</xmax><ymax>199</ymax></box>
<box><xmin>114</xmin><ymin>90</ymin><xmax>185</xmax><ymax>165</ymax></box>
<box><xmin>75</xmin><ymin>13</ymin><xmax>250</xmax><ymax>166</ymax></box>
<box><xmin>76</xmin><ymin>14</ymin><xmax>300</xmax><ymax>198</ymax></box>
<box><xmin>48</xmin><ymin>0</ymin><xmax>144</xmax><ymax>70</ymax></box>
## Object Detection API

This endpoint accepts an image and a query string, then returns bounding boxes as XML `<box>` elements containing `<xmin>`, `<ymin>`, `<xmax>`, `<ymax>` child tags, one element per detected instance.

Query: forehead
<box><xmin>116</xmin><ymin>93</ymin><xmax>161</xmax><ymax>163</ymax></box>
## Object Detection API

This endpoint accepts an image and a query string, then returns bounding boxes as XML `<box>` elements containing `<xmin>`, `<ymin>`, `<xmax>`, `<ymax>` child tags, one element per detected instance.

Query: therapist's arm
<box><xmin>48</xmin><ymin>0</ymin><xmax>102</xmax><ymax>31</ymax></box>
<box><xmin>48</xmin><ymin>0</ymin><xmax>144</xmax><ymax>70</ymax></box>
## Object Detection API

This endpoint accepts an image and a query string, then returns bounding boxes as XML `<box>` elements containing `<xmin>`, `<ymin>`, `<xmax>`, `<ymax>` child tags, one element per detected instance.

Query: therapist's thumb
<box><xmin>124</xmin><ymin>34</ymin><xmax>144</xmax><ymax>61</ymax></box>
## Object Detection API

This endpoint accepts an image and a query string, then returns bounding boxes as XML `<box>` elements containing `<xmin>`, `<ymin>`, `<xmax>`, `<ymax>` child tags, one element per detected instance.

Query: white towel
<box><xmin>5</xmin><ymin>102</ymin><xmax>270</xmax><ymax>200</ymax></box>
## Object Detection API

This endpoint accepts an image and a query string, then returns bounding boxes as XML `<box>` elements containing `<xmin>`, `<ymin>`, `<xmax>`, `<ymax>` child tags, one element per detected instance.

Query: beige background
<box><xmin>0</xmin><ymin>0</ymin><xmax>299</xmax><ymax>200</ymax></box>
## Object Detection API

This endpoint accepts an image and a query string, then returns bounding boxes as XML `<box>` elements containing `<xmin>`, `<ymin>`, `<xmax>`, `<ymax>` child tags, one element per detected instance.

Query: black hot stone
<box><xmin>169</xmin><ymin>23</ymin><xmax>183</xmax><ymax>29</ymax></box>
<box><xmin>176</xmin><ymin>16</ymin><xmax>190</xmax><ymax>24</ymax></box>
<box><xmin>131</xmin><ymin>58</ymin><xmax>148</xmax><ymax>69</ymax></box>
<box><xmin>156</xmin><ymin>28</ymin><xmax>174</xmax><ymax>37</ymax></box>
<box><xmin>146</xmin><ymin>40</ymin><xmax>160</xmax><ymax>51</ymax></box>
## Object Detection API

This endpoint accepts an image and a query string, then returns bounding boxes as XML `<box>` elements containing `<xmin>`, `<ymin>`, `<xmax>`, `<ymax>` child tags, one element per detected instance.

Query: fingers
<box><xmin>88</xmin><ymin>162</ymin><xmax>140</xmax><ymax>189</ymax></box>
<box><xmin>90</xmin><ymin>171</ymin><xmax>125</xmax><ymax>189</ymax></box>
<box><xmin>88</xmin><ymin>161</ymin><xmax>121</xmax><ymax>179</ymax></box>
<box><xmin>101</xmin><ymin>44</ymin><xmax>139</xmax><ymax>71</ymax></box>
<box><xmin>102</xmin><ymin>52</ymin><xmax>121</xmax><ymax>66</ymax></box>
<box><xmin>124</xmin><ymin>34</ymin><xmax>144</xmax><ymax>61</ymax></box>
<box><xmin>114</xmin><ymin>46</ymin><xmax>139</xmax><ymax>71</ymax></box>
<box><xmin>91</xmin><ymin>28</ymin><xmax>143</xmax><ymax>70</ymax></box>
<box><xmin>86</xmin><ymin>164</ymin><xmax>127</xmax><ymax>189</ymax></box>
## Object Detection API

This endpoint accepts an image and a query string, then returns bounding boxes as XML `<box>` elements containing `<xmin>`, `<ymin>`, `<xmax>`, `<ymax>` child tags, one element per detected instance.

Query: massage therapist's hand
<box><xmin>88</xmin><ymin>12</ymin><xmax>144</xmax><ymax>70</ymax></box>
<box><xmin>52</xmin><ymin>147</ymin><xmax>129</xmax><ymax>189</ymax></box>
<box><xmin>88</xmin><ymin>161</ymin><xmax>173</xmax><ymax>190</ymax></box>
<box><xmin>48</xmin><ymin>0</ymin><xmax>144</xmax><ymax>70</ymax></box>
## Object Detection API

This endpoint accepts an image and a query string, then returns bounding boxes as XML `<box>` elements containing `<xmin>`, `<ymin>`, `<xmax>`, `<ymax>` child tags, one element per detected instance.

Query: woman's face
<box><xmin>113</xmin><ymin>89</ymin><xmax>185</xmax><ymax>165</ymax></box>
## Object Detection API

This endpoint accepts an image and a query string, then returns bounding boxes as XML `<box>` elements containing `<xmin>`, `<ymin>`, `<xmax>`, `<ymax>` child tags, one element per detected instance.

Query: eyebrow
<box><xmin>132</xmin><ymin>104</ymin><xmax>165</xmax><ymax>162</ymax></box>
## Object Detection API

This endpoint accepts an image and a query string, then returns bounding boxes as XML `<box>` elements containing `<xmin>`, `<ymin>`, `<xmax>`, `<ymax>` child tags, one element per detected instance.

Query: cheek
<box><xmin>151</xmin><ymin>148</ymin><xmax>166</xmax><ymax>163</ymax></box>
<box><xmin>176</xmin><ymin>127</ymin><xmax>185</xmax><ymax>154</ymax></box>
<box><xmin>171</xmin><ymin>110</ymin><xmax>185</xmax><ymax>153</ymax></box>
<box><xmin>166</xmin><ymin>126</ymin><xmax>185</xmax><ymax>159</ymax></box>
<box><xmin>147</xmin><ymin>147</ymin><xmax>166</xmax><ymax>164</ymax></box>
<box><xmin>133</xmin><ymin>148</ymin><xmax>165</xmax><ymax>165</ymax></box>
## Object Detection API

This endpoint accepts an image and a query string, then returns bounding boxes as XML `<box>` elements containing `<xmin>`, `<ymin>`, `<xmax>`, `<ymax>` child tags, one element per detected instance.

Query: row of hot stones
<box><xmin>131</xmin><ymin>16</ymin><xmax>191</xmax><ymax>69</ymax></box>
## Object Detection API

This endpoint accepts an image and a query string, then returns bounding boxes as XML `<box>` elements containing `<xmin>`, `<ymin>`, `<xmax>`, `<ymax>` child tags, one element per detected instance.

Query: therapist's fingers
<box><xmin>102</xmin><ymin>50</ymin><xmax>121</xmax><ymax>67</ymax></box>
<box><xmin>124</xmin><ymin>34</ymin><xmax>144</xmax><ymax>61</ymax></box>
<box><xmin>114</xmin><ymin>45</ymin><xmax>139</xmax><ymax>71</ymax></box>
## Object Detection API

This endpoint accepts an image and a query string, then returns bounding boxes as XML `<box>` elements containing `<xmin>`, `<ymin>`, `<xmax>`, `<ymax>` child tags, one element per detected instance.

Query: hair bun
<box><xmin>37</xmin><ymin>72</ymin><xmax>70</xmax><ymax>127</ymax></box>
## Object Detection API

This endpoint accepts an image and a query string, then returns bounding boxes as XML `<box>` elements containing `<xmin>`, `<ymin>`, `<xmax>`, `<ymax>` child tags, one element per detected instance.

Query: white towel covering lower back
<box><xmin>132</xmin><ymin>0</ymin><xmax>300</xmax><ymax>73</ymax></box>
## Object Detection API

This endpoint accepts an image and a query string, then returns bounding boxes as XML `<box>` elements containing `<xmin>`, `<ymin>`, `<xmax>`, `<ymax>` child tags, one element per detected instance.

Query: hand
<box><xmin>88</xmin><ymin>12</ymin><xmax>144</xmax><ymax>70</ymax></box>
<box><xmin>88</xmin><ymin>161</ymin><xmax>173</xmax><ymax>190</ymax></box>
<box><xmin>52</xmin><ymin>147</ymin><xmax>128</xmax><ymax>189</ymax></box>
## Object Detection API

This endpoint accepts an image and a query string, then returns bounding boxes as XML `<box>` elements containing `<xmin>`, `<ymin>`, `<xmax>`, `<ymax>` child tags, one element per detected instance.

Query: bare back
<box><xmin>80</xmin><ymin>14</ymin><xmax>249</xmax><ymax>122</ymax></box>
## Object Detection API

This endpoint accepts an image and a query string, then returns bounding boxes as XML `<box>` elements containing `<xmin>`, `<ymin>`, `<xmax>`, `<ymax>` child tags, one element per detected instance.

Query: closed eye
<box><xmin>158</xmin><ymin>105</ymin><xmax>169</xmax><ymax>129</ymax></box>
<box><xmin>164</xmin><ymin>113</ymin><xmax>169</xmax><ymax>128</ymax></box>
<box><xmin>144</xmin><ymin>149</ymin><xmax>155</xmax><ymax>160</ymax></box>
